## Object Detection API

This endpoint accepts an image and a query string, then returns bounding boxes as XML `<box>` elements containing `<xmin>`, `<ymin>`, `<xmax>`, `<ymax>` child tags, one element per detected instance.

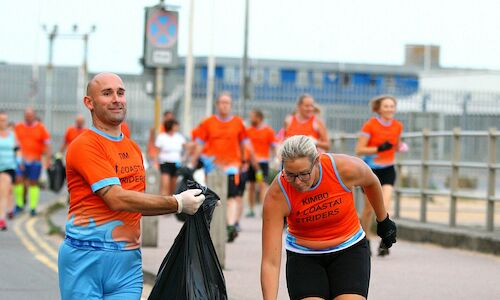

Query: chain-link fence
<box><xmin>1</xmin><ymin>64</ymin><xmax>499</xmax><ymax>152</ymax></box>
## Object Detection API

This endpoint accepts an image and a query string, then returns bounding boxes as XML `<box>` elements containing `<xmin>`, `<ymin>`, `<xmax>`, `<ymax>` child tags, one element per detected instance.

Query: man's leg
<box><xmin>246</xmin><ymin>181</ymin><xmax>256</xmax><ymax>217</ymax></box>
<box><xmin>26</xmin><ymin>161</ymin><xmax>42</xmax><ymax>216</ymax></box>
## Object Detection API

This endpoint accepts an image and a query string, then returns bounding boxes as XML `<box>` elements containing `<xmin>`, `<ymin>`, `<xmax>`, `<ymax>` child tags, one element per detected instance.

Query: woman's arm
<box><xmin>334</xmin><ymin>154</ymin><xmax>387</xmax><ymax>221</ymax></box>
<box><xmin>315</xmin><ymin>118</ymin><xmax>330</xmax><ymax>151</ymax></box>
<box><xmin>355</xmin><ymin>135</ymin><xmax>378</xmax><ymax>156</ymax></box>
<box><xmin>261</xmin><ymin>178</ymin><xmax>289</xmax><ymax>300</ymax></box>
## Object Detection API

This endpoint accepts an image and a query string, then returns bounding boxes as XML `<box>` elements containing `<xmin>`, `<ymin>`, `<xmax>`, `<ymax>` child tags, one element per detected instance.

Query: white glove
<box><xmin>173</xmin><ymin>189</ymin><xmax>206</xmax><ymax>215</ymax></box>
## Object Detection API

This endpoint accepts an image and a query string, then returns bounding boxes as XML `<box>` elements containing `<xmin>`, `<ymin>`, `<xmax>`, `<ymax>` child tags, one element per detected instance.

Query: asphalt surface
<box><xmin>142</xmin><ymin>209</ymin><xmax>500</xmax><ymax>300</ymax></box>
<box><xmin>2</xmin><ymin>190</ymin><xmax>499</xmax><ymax>300</ymax></box>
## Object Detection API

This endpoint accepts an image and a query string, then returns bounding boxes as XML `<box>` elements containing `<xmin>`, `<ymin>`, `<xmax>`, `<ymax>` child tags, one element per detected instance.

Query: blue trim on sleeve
<box><xmin>277</xmin><ymin>178</ymin><xmax>292</xmax><ymax>211</ymax></box>
<box><xmin>327</xmin><ymin>153</ymin><xmax>351</xmax><ymax>193</ymax></box>
<box><xmin>241</xmin><ymin>138</ymin><xmax>250</xmax><ymax>145</ymax></box>
<box><xmin>91</xmin><ymin>177</ymin><xmax>121</xmax><ymax>193</ymax></box>
<box><xmin>90</xmin><ymin>126</ymin><xmax>123</xmax><ymax>142</ymax></box>
<box><xmin>195</xmin><ymin>137</ymin><xmax>205</xmax><ymax>145</ymax></box>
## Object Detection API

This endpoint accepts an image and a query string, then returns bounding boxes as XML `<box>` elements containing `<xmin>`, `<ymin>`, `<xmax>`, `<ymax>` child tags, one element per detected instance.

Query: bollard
<box><xmin>207</xmin><ymin>169</ymin><xmax>227</xmax><ymax>269</ymax></box>
<box><xmin>142</xmin><ymin>166</ymin><xmax>159</xmax><ymax>247</ymax></box>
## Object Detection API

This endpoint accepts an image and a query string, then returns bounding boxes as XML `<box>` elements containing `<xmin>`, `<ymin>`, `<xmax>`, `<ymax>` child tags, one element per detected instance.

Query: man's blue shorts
<box><xmin>18</xmin><ymin>160</ymin><xmax>42</xmax><ymax>181</ymax></box>
<box><xmin>58</xmin><ymin>240</ymin><xmax>143</xmax><ymax>300</ymax></box>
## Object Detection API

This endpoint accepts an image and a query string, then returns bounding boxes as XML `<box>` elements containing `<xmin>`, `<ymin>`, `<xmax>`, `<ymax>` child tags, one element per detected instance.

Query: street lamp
<box><xmin>41</xmin><ymin>24</ymin><xmax>97</xmax><ymax>130</ymax></box>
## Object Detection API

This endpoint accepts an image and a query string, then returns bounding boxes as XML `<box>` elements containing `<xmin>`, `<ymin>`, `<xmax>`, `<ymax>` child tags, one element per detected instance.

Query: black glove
<box><xmin>377</xmin><ymin>141</ymin><xmax>393</xmax><ymax>152</ymax></box>
<box><xmin>376</xmin><ymin>214</ymin><xmax>397</xmax><ymax>248</ymax></box>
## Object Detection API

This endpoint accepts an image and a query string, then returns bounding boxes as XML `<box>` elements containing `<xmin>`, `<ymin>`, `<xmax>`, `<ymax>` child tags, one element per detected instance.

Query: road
<box><xmin>1</xmin><ymin>191</ymin><xmax>499</xmax><ymax>300</ymax></box>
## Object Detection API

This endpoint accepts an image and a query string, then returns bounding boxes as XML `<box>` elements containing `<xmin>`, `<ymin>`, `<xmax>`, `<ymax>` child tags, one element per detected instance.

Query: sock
<box><xmin>29</xmin><ymin>185</ymin><xmax>40</xmax><ymax>210</ymax></box>
<box><xmin>14</xmin><ymin>184</ymin><xmax>24</xmax><ymax>208</ymax></box>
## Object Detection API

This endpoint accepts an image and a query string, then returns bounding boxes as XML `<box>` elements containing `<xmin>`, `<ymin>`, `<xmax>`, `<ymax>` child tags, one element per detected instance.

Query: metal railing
<box><xmin>332</xmin><ymin>128</ymin><xmax>499</xmax><ymax>231</ymax></box>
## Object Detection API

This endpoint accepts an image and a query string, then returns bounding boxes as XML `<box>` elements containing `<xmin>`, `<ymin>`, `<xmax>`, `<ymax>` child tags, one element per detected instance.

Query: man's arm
<box><xmin>43</xmin><ymin>143</ymin><xmax>52</xmax><ymax>168</ymax></box>
<box><xmin>95</xmin><ymin>185</ymin><xmax>204</xmax><ymax>216</ymax></box>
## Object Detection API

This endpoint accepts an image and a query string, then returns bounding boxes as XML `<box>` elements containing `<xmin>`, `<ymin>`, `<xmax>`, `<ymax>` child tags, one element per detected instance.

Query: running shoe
<box><xmin>378</xmin><ymin>241</ymin><xmax>390</xmax><ymax>257</ymax></box>
<box><xmin>0</xmin><ymin>219</ymin><xmax>7</xmax><ymax>231</ymax></box>
<box><xmin>227</xmin><ymin>225</ymin><xmax>238</xmax><ymax>243</ymax></box>
<box><xmin>245</xmin><ymin>210</ymin><xmax>255</xmax><ymax>218</ymax></box>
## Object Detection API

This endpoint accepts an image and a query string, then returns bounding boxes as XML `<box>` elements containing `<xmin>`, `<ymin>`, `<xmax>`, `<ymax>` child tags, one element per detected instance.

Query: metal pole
<box><xmin>183</xmin><ymin>0</ymin><xmax>195</xmax><ymax>135</ymax></box>
<box><xmin>45</xmin><ymin>26</ymin><xmax>56</xmax><ymax>134</ymax></box>
<box><xmin>486</xmin><ymin>128</ymin><xmax>497</xmax><ymax>231</ymax></box>
<box><xmin>155</xmin><ymin>67</ymin><xmax>164</xmax><ymax>130</ymax></box>
<box><xmin>206</xmin><ymin>0</ymin><xmax>216</xmax><ymax>117</ymax></box>
<box><xmin>449</xmin><ymin>127</ymin><xmax>461</xmax><ymax>227</ymax></box>
<box><xmin>239</xmin><ymin>0</ymin><xmax>250</xmax><ymax>117</ymax></box>
<box><xmin>420</xmin><ymin>128</ymin><xmax>430</xmax><ymax>223</ymax></box>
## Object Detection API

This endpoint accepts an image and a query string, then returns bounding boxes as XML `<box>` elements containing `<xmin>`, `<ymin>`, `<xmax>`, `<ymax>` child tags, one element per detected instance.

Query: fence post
<box><xmin>420</xmin><ymin>128</ymin><xmax>430</xmax><ymax>222</ymax></box>
<box><xmin>394</xmin><ymin>160</ymin><xmax>402</xmax><ymax>219</ymax></box>
<box><xmin>486</xmin><ymin>128</ymin><xmax>497</xmax><ymax>231</ymax></box>
<box><xmin>449</xmin><ymin>127</ymin><xmax>461</xmax><ymax>227</ymax></box>
<box><xmin>207</xmin><ymin>169</ymin><xmax>227</xmax><ymax>268</ymax></box>
<box><xmin>142</xmin><ymin>167</ymin><xmax>159</xmax><ymax>247</ymax></box>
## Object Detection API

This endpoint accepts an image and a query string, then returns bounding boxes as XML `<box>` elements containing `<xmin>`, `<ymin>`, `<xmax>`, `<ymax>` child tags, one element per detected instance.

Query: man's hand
<box><xmin>377</xmin><ymin>141</ymin><xmax>393</xmax><ymax>152</ymax></box>
<box><xmin>376</xmin><ymin>214</ymin><xmax>397</xmax><ymax>248</ymax></box>
<box><xmin>173</xmin><ymin>189</ymin><xmax>206</xmax><ymax>215</ymax></box>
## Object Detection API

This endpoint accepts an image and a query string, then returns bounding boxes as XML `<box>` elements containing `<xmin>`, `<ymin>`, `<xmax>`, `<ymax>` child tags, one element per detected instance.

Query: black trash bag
<box><xmin>174</xmin><ymin>167</ymin><xmax>195</xmax><ymax>222</ymax></box>
<box><xmin>47</xmin><ymin>157</ymin><xmax>66</xmax><ymax>193</ymax></box>
<box><xmin>148</xmin><ymin>180</ymin><xmax>227</xmax><ymax>300</ymax></box>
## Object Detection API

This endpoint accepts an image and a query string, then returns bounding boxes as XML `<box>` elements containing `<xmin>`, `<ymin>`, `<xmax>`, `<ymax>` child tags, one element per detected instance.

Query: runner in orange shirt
<box><xmin>59</xmin><ymin>114</ymin><xmax>86</xmax><ymax>153</ymax></box>
<box><xmin>14</xmin><ymin>107</ymin><xmax>51</xmax><ymax>216</ymax></box>
<box><xmin>284</xmin><ymin>94</ymin><xmax>330</xmax><ymax>152</ymax></box>
<box><xmin>355</xmin><ymin>95</ymin><xmax>404</xmax><ymax>257</ymax></box>
<box><xmin>58</xmin><ymin>72</ymin><xmax>206</xmax><ymax>300</ymax></box>
<box><xmin>191</xmin><ymin>91</ymin><xmax>259</xmax><ymax>242</ymax></box>
<box><xmin>261</xmin><ymin>135</ymin><xmax>396</xmax><ymax>300</ymax></box>
<box><xmin>245</xmin><ymin>109</ymin><xmax>277</xmax><ymax>217</ymax></box>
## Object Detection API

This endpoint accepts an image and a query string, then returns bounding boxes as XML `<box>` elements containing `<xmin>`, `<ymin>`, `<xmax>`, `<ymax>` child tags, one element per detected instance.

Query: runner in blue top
<box><xmin>0</xmin><ymin>111</ymin><xmax>18</xmax><ymax>230</ymax></box>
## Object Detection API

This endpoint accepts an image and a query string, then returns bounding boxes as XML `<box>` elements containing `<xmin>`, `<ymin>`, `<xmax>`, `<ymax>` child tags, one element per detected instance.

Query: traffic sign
<box><xmin>143</xmin><ymin>6</ymin><xmax>179</xmax><ymax>68</ymax></box>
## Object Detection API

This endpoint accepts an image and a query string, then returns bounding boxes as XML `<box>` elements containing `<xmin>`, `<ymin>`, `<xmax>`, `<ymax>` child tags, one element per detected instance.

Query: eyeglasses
<box><xmin>282</xmin><ymin>161</ymin><xmax>316</xmax><ymax>183</ymax></box>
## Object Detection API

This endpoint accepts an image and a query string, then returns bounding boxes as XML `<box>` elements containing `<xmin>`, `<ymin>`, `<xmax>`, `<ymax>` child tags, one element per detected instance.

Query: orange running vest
<box><xmin>278</xmin><ymin>153</ymin><xmax>364</xmax><ymax>254</ymax></box>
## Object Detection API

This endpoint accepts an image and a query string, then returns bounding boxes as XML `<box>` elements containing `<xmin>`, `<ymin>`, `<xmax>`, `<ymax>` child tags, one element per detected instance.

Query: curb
<box><xmin>143</xmin><ymin>269</ymin><xmax>157</xmax><ymax>286</ymax></box>
<box><xmin>396</xmin><ymin>219</ymin><xmax>500</xmax><ymax>256</ymax></box>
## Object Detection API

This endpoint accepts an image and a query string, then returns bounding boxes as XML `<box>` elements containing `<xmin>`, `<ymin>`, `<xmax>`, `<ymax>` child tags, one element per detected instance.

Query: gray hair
<box><xmin>280</xmin><ymin>135</ymin><xmax>318</xmax><ymax>163</ymax></box>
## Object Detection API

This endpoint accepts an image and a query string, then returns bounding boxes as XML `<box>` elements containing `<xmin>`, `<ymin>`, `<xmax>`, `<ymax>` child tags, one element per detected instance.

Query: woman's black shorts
<box><xmin>372</xmin><ymin>165</ymin><xmax>396</xmax><ymax>186</ymax></box>
<box><xmin>159</xmin><ymin>162</ymin><xmax>179</xmax><ymax>176</ymax></box>
<box><xmin>0</xmin><ymin>169</ymin><xmax>16</xmax><ymax>182</ymax></box>
<box><xmin>286</xmin><ymin>238</ymin><xmax>370</xmax><ymax>300</ymax></box>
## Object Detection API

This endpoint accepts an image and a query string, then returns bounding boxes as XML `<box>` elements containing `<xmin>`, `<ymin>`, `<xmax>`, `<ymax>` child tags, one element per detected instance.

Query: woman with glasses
<box><xmin>261</xmin><ymin>135</ymin><xmax>396</xmax><ymax>300</ymax></box>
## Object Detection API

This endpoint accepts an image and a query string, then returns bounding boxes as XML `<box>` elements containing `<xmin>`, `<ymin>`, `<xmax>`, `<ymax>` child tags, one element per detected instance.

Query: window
<box><xmin>224</xmin><ymin>66</ymin><xmax>237</xmax><ymax>83</ymax></box>
<box><xmin>252</xmin><ymin>68</ymin><xmax>265</xmax><ymax>85</ymax></box>
<box><xmin>313</xmin><ymin>71</ymin><xmax>323</xmax><ymax>88</ymax></box>
<box><xmin>342</xmin><ymin>73</ymin><xmax>351</xmax><ymax>86</ymax></box>
<box><xmin>269</xmin><ymin>69</ymin><xmax>280</xmax><ymax>86</ymax></box>
<box><xmin>297</xmin><ymin>70</ymin><xmax>308</xmax><ymax>86</ymax></box>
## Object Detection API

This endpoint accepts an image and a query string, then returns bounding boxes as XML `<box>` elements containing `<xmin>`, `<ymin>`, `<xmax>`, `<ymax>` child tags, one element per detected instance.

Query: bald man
<box><xmin>59</xmin><ymin>114</ymin><xmax>86</xmax><ymax>153</ymax></box>
<box><xmin>14</xmin><ymin>107</ymin><xmax>51</xmax><ymax>216</ymax></box>
<box><xmin>58</xmin><ymin>73</ymin><xmax>206</xmax><ymax>299</ymax></box>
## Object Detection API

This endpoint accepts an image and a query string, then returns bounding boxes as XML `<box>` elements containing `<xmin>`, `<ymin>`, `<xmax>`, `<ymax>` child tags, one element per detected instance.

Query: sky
<box><xmin>1</xmin><ymin>0</ymin><xmax>500</xmax><ymax>74</ymax></box>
